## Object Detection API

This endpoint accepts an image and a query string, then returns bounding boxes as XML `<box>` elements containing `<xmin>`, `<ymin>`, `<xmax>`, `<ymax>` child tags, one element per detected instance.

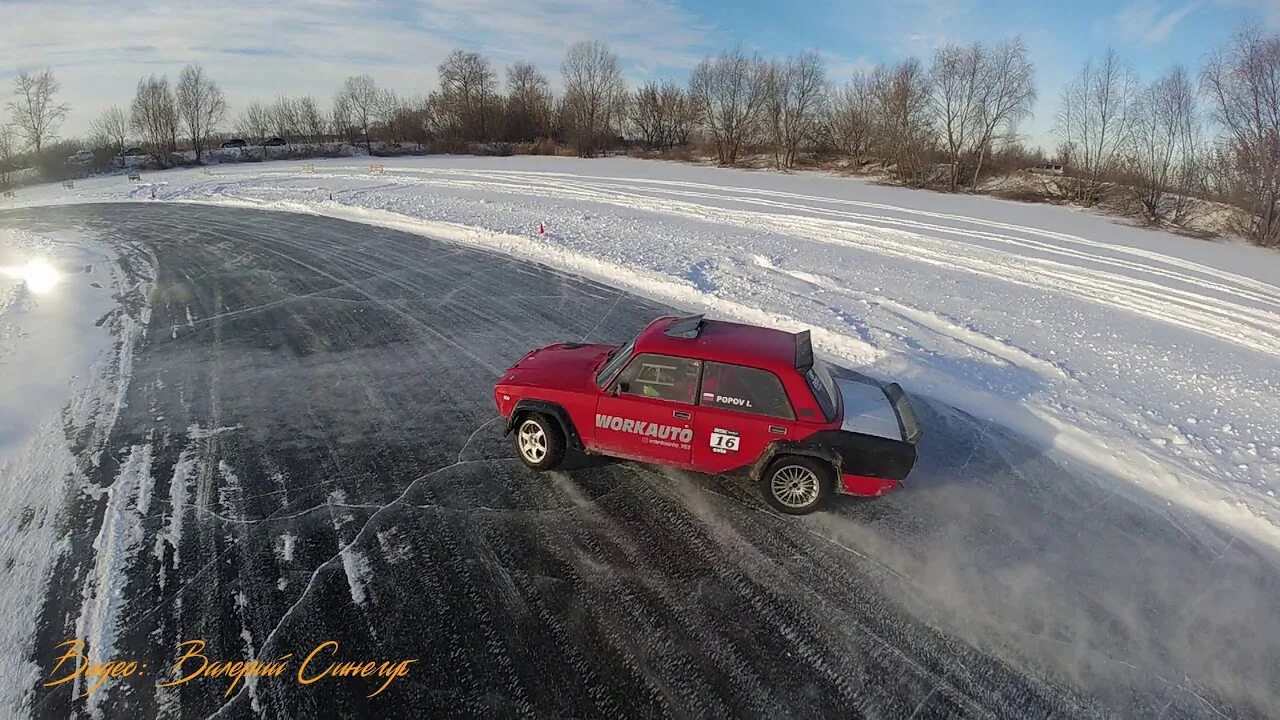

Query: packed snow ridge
<box><xmin>7</xmin><ymin>155</ymin><xmax>1279</xmax><ymax>550</ymax></box>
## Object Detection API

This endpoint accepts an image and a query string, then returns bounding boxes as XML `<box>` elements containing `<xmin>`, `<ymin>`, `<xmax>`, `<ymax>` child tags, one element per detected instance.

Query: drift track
<box><xmin>3</xmin><ymin>203</ymin><xmax>1277</xmax><ymax>719</ymax></box>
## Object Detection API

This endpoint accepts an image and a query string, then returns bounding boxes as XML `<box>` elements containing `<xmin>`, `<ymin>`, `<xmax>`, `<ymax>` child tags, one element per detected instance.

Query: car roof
<box><xmin>634</xmin><ymin>315</ymin><xmax>801</xmax><ymax>374</ymax></box>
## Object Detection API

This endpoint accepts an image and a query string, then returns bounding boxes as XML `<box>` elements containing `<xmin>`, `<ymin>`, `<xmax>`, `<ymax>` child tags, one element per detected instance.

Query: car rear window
<box><xmin>698</xmin><ymin>362</ymin><xmax>794</xmax><ymax>419</ymax></box>
<box><xmin>805</xmin><ymin>361</ymin><xmax>838</xmax><ymax>422</ymax></box>
<box><xmin>614</xmin><ymin>353</ymin><xmax>702</xmax><ymax>404</ymax></box>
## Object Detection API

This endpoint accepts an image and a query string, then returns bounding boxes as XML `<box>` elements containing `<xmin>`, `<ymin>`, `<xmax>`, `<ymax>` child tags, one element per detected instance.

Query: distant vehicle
<box><xmin>67</xmin><ymin>149</ymin><xmax>95</xmax><ymax>164</ymax></box>
<box><xmin>495</xmin><ymin>314</ymin><xmax>922</xmax><ymax>514</ymax></box>
<box><xmin>121</xmin><ymin>147</ymin><xmax>145</xmax><ymax>157</ymax></box>
<box><xmin>263</xmin><ymin>137</ymin><xmax>288</xmax><ymax>147</ymax></box>
<box><xmin>1030</xmin><ymin>163</ymin><xmax>1064</xmax><ymax>176</ymax></box>
<box><xmin>221</xmin><ymin>138</ymin><xmax>247</xmax><ymax>149</ymax></box>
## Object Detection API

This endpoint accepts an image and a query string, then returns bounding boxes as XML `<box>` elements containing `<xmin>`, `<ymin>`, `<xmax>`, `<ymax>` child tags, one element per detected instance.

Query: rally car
<box><xmin>493</xmin><ymin>314</ymin><xmax>921</xmax><ymax>514</ymax></box>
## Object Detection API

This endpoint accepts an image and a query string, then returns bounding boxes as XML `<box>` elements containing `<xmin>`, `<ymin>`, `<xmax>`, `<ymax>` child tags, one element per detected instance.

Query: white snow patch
<box><xmin>339</xmin><ymin>547</ymin><xmax>372</xmax><ymax>606</ymax></box>
<box><xmin>155</xmin><ymin>447</ymin><xmax>197</xmax><ymax>568</ymax></box>
<box><xmin>276</xmin><ymin>533</ymin><xmax>296</xmax><ymax>563</ymax></box>
<box><xmin>187</xmin><ymin>423</ymin><xmax>242</xmax><ymax>439</ymax></box>
<box><xmin>375</xmin><ymin>528</ymin><xmax>411</xmax><ymax>564</ymax></box>
<box><xmin>73</xmin><ymin>443</ymin><xmax>154</xmax><ymax>718</ymax></box>
<box><xmin>0</xmin><ymin>227</ymin><xmax>146</xmax><ymax>715</ymax></box>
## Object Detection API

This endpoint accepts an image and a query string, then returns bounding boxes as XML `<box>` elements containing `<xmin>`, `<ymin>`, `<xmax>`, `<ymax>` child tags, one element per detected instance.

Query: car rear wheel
<box><xmin>760</xmin><ymin>456</ymin><xmax>832</xmax><ymax>515</ymax></box>
<box><xmin>514</xmin><ymin>413</ymin><xmax>565</xmax><ymax>471</ymax></box>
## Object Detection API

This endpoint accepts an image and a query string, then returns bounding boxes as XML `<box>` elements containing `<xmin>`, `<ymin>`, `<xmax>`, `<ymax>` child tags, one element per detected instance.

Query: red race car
<box><xmin>493</xmin><ymin>314</ymin><xmax>921</xmax><ymax>514</ymax></box>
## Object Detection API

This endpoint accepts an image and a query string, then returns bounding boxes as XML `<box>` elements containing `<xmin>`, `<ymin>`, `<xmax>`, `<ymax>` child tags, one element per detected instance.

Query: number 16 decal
<box><xmin>709</xmin><ymin>428</ymin><xmax>740</xmax><ymax>454</ymax></box>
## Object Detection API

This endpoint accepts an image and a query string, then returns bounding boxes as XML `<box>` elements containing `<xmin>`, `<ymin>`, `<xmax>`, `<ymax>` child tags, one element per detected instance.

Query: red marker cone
<box><xmin>538</xmin><ymin>222</ymin><xmax>545</xmax><ymax>235</ymax></box>
<box><xmin>329</xmin><ymin>191</ymin><xmax>333</xmax><ymax>201</ymax></box>
<box><xmin>150</xmin><ymin>187</ymin><xmax>156</xmax><ymax>200</ymax></box>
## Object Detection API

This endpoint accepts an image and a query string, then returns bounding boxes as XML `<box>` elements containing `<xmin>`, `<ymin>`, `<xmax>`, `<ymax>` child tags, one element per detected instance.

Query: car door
<box><xmin>593</xmin><ymin>353</ymin><xmax>700</xmax><ymax>467</ymax></box>
<box><xmin>692</xmin><ymin>362</ymin><xmax>796</xmax><ymax>474</ymax></box>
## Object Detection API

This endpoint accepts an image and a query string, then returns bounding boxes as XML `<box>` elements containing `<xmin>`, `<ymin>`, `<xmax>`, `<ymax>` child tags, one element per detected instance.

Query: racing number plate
<box><xmin>709</xmin><ymin>428</ymin><xmax>740</xmax><ymax>454</ymax></box>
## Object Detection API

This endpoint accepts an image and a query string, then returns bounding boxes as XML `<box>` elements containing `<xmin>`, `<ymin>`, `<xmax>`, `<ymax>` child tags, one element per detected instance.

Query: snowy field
<box><xmin>7</xmin><ymin>155</ymin><xmax>1278</xmax><ymax>554</ymax></box>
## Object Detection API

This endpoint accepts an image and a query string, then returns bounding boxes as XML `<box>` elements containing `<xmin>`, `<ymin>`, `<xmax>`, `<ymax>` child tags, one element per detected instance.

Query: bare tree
<box><xmin>435</xmin><ymin>50</ymin><xmax>499</xmax><ymax>142</ymax></box>
<box><xmin>928</xmin><ymin>39</ymin><xmax>1036</xmax><ymax>190</ymax></box>
<box><xmin>969</xmin><ymin>38</ymin><xmax>1036</xmax><ymax>188</ymax></box>
<box><xmin>873</xmin><ymin>60</ymin><xmax>934</xmax><ymax>184</ymax></box>
<box><xmin>630</xmin><ymin>81</ymin><xmax>667</xmax><ymax>149</ymax></box>
<box><xmin>1128</xmin><ymin>66</ymin><xmax>1200</xmax><ymax>223</ymax></box>
<box><xmin>175</xmin><ymin>64</ymin><xmax>227</xmax><ymax>161</ymax></box>
<box><xmin>334</xmin><ymin>75</ymin><xmax>382</xmax><ymax>153</ymax></box>
<box><xmin>130</xmin><ymin>75</ymin><xmax>180</xmax><ymax>166</ymax></box>
<box><xmin>1055</xmin><ymin>49</ymin><xmax>1138</xmax><ymax>205</ymax></box>
<box><xmin>929</xmin><ymin>43</ymin><xmax>984</xmax><ymax>189</ymax></box>
<box><xmin>374</xmin><ymin>90</ymin><xmax>404</xmax><ymax>142</ymax></box>
<box><xmin>827</xmin><ymin>73</ymin><xmax>876</xmax><ymax>164</ymax></box>
<box><xmin>266</xmin><ymin>95</ymin><xmax>300</xmax><ymax>144</ymax></box>
<box><xmin>689</xmin><ymin>48</ymin><xmax>771</xmax><ymax>165</ymax></box>
<box><xmin>765</xmin><ymin>51</ymin><xmax>827</xmax><ymax>169</ymax></box>
<box><xmin>234</xmin><ymin>101</ymin><xmax>271</xmax><ymax>145</ymax></box>
<box><xmin>0</xmin><ymin>124</ymin><xmax>17</xmax><ymax>186</ymax></box>
<box><xmin>504</xmin><ymin>61</ymin><xmax>553</xmax><ymax>142</ymax></box>
<box><xmin>88</xmin><ymin>105</ymin><xmax>130</xmax><ymax>157</ymax></box>
<box><xmin>561</xmin><ymin>41</ymin><xmax>627</xmax><ymax>157</ymax></box>
<box><xmin>1202</xmin><ymin>29</ymin><xmax>1280</xmax><ymax>246</ymax></box>
<box><xmin>379</xmin><ymin>94</ymin><xmax>428</xmax><ymax>145</ymax></box>
<box><xmin>295</xmin><ymin>96</ymin><xmax>328</xmax><ymax>143</ymax></box>
<box><xmin>7</xmin><ymin>68</ymin><xmax>69</xmax><ymax>154</ymax></box>
<box><xmin>665</xmin><ymin>82</ymin><xmax>697</xmax><ymax>147</ymax></box>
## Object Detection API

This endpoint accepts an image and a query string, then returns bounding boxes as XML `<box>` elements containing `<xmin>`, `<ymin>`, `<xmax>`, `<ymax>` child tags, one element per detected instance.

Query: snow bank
<box><xmin>6</xmin><ymin>155</ymin><xmax>1279</xmax><ymax>553</ymax></box>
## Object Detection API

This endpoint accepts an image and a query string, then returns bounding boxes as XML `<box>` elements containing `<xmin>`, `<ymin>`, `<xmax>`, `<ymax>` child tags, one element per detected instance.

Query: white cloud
<box><xmin>1109</xmin><ymin>1</ymin><xmax>1199</xmax><ymax>46</ymax></box>
<box><xmin>818</xmin><ymin>51</ymin><xmax>876</xmax><ymax>83</ymax></box>
<box><xmin>0</xmin><ymin>0</ymin><xmax>713</xmax><ymax>136</ymax></box>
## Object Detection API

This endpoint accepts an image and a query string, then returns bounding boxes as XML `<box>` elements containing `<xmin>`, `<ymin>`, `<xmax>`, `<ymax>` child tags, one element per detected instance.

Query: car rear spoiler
<box><xmin>883</xmin><ymin>382</ymin><xmax>922</xmax><ymax>445</ymax></box>
<box><xmin>795</xmin><ymin>330</ymin><xmax>813</xmax><ymax>371</ymax></box>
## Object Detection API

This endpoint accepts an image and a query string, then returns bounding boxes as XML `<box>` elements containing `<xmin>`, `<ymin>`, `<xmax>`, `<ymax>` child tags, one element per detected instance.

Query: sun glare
<box><xmin>3</xmin><ymin>259</ymin><xmax>62</xmax><ymax>294</ymax></box>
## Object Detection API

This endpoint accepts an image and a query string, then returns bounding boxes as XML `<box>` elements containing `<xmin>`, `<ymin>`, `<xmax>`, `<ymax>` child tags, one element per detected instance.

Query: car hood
<box><xmin>500</xmin><ymin>342</ymin><xmax>616</xmax><ymax>392</ymax></box>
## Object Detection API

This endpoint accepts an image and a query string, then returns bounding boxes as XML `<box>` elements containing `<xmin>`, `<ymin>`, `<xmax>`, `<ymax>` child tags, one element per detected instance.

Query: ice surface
<box><xmin>1</xmin><ymin>200</ymin><xmax>1274</xmax><ymax>717</ymax></box>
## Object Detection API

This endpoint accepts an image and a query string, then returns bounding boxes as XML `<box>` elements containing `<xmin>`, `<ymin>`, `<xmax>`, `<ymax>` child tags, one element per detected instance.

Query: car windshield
<box><xmin>805</xmin><ymin>359</ymin><xmax>839</xmax><ymax>422</ymax></box>
<box><xmin>594</xmin><ymin>339</ymin><xmax>635</xmax><ymax>388</ymax></box>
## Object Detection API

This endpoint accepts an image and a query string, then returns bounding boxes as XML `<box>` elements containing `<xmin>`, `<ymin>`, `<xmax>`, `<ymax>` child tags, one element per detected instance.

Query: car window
<box><xmin>699</xmin><ymin>362</ymin><xmax>794</xmax><ymax>419</ymax></box>
<box><xmin>614</xmin><ymin>353</ymin><xmax>701</xmax><ymax>404</ymax></box>
<box><xmin>805</xmin><ymin>360</ymin><xmax>838</xmax><ymax>422</ymax></box>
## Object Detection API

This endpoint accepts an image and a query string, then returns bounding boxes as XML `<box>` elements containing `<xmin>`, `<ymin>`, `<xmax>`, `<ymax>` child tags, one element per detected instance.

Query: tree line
<box><xmin>3</xmin><ymin>31</ymin><xmax>1280</xmax><ymax>247</ymax></box>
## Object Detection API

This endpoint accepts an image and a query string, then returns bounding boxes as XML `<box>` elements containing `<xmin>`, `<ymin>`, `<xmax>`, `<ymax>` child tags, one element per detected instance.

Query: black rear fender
<box><xmin>758</xmin><ymin>432</ymin><xmax>916</xmax><ymax>482</ymax></box>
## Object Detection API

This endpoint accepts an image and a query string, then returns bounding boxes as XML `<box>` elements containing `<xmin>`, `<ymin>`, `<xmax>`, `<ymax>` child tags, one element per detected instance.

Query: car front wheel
<box><xmin>514</xmin><ymin>413</ymin><xmax>566</xmax><ymax>471</ymax></box>
<box><xmin>760</xmin><ymin>456</ymin><xmax>832</xmax><ymax>515</ymax></box>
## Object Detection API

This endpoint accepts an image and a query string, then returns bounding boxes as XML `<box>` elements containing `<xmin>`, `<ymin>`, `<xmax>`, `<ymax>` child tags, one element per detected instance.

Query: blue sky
<box><xmin>3</xmin><ymin>0</ymin><xmax>1278</xmax><ymax>148</ymax></box>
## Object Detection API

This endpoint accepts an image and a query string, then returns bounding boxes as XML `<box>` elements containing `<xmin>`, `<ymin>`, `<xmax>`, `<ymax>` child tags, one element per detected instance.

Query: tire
<box><xmin>513</xmin><ymin>413</ymin><xmax>566</xmax><ymax>471</ymax></box>
<box><xmin>759</xmin><ymin>456</ymin><xmax>833</xmax><ymax>515</ymax></box>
